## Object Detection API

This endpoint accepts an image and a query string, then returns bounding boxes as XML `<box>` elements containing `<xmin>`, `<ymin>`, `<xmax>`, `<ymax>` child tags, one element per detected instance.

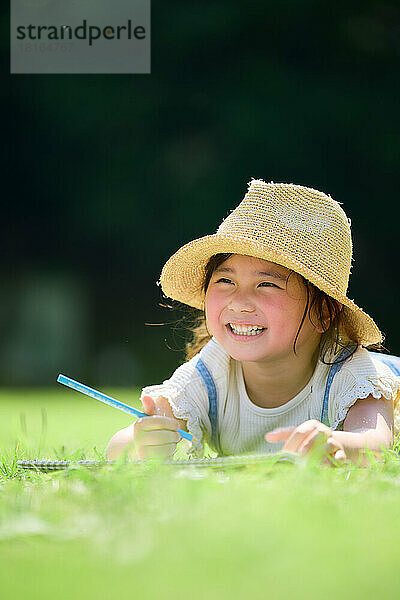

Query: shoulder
<box><xmin>167</xmin><ymin>337</ymin><xmax>230</xmax><ymax>383</ymax></box>
<box><xmin>339</xmin><ymin>347</ymin><xmax>399</xmax><ymax>387</ymax></box>
<box><xmin>142</xmin><ymin>337</ymin><xmax>231</xmax><ymax>398</ymax></box>
<box><xmin>197</xmin><ymin>337</ymin><xmax>231</xmax><ymax>379</ymax></box>
<box><xmin>328</xmin><ymin>346</ymin><xmax>399</xmax><ymax>429</ymax></box>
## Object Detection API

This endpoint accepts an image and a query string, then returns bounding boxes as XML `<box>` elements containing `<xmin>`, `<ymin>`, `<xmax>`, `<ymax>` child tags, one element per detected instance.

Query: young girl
<box><xmin>107</xmin><ymin>180</ymin><xmax>400</xmax><ymax>463</ymax></box>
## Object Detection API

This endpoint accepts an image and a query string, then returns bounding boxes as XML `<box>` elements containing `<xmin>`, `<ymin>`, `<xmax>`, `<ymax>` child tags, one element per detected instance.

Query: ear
<box><xmin>314</xmin><ymin>300</ymin><xmax>343</xmax><ymax>333</ymax></box>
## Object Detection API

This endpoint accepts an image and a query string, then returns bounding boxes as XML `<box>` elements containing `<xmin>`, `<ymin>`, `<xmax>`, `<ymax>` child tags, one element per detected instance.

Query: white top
<box><xmin>142</xmin><ymin>338</ymin><xmax>400</xmax><ymax>457</ymax></box>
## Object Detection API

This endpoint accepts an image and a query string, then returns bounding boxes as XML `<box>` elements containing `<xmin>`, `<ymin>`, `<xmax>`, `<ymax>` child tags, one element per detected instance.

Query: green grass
<box><xmin>0</xmin><ymin>387</ymin><xmax>134</xmax><ymax>458</ymax></box>
<box><xmin>1</xmin><ymin>389</ymin><xmax>399</xmax><ymax>600</ymax></box>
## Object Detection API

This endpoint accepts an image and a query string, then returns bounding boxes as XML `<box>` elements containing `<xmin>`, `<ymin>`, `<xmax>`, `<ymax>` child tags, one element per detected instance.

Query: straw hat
<box><xmin>160</xmin><ymin>180</ymin><xmax>383</xmax><ymax>347</ymax></box>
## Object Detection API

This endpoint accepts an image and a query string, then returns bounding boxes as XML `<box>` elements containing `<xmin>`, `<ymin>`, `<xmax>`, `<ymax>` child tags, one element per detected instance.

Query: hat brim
<box><xmin>160</xmin><ymin>233</ymin><xmax>383</xmax><ymax>347</ymax></box>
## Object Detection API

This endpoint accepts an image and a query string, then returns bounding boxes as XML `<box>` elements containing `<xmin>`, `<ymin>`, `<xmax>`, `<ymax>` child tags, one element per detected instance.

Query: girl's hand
<box><xmin>265</xmin><ymin>420</ymin><xmax>347</xmax><ymax>464</ymax></box>
<box><xmin>133</xmin><ymin>395</ymin><xmax>183</xmax><ymax>460</ymax></box>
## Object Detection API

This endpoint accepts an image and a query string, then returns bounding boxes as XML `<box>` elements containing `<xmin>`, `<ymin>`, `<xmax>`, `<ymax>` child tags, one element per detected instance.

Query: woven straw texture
<box><xmin>160</xmin><ymin>180</ymin><xmax>382</xmax><ymax>346</ymax></box>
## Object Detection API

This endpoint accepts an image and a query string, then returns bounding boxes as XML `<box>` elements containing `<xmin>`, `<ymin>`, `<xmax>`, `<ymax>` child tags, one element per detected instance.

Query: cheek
<box><xmin>204</xmin><ymin>293</ymin><xmax>218</xmax><ymax>327</ymax></box>
<box><xmin>205</xmin><ymin>291</ymin><xmax>226</xmax><ymax>333</ymax></box>
<box><xmin>264</xmin><ymin>297</ymin><xmax>305</xmax><ymax>331</ymax></box>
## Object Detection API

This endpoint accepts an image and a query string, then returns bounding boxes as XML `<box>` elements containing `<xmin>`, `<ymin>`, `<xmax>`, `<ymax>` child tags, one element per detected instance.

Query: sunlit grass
<box><xmin>0</xmin><ymin>387</ymin><xmax>138</xmax><ymax>458</ymax></box>
<box><xmin>0</xmin><ymin>389</ymin><xmax>399</xmax><ymax>600</ymax></box>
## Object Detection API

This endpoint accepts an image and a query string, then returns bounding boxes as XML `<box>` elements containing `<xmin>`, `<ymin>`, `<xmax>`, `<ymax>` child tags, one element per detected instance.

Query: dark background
<box><xmin>3</xmin><ymin>1</ymin><xmax>400</xmax><ymax>387</ymax></box>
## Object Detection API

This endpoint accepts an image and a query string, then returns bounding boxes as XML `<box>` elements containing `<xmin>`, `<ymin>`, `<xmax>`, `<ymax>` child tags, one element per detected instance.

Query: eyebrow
<box><xmin>214</xmin><ymin>267</ymin><xmax>288</xmax><ymax>281</ymax></box>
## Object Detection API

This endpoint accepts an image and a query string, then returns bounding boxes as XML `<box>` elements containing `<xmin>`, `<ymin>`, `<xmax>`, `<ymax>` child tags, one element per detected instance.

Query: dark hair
<box><xmin>186</xmin><ymin>253</ymin><xmax>356</xmax><ymax>362</ymax></box>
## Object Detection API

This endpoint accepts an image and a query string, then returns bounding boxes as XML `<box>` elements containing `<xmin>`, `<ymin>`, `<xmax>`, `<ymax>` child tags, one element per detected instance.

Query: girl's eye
<box><xmin>216</xmin><ymin>277</ymin><xmax>234</xmax><ymax>284</ymax></box>
<box><xmin>258</xmin><ymin>282</ymin><xmax>279</xmax><ymax>289</ymax></box>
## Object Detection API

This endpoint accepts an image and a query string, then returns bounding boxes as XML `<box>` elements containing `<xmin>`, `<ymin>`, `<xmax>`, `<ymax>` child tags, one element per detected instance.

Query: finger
<box><xmin>265</xmin><ymin>427</ymin><xmax>296</xmax><ymax>442</ymax></box>
<box><xmin>334</xmin><ymin>449</ymin><xmax>346</xmax><ymax>462</ymax></box>
<box><xmin>322</xmin><ymin>449</ymin><xmax>345</xmax><ymax>467</ymax></box>
<box><xmin>139</xmin><ymin>429</ymin><xmax>181</xmax><ymax>446</ymax></box>
<box><xmin>134</xmin><ymin>415</ymin><xmax>181</xmax><ymax>432</ymax></box>
<box><xmin>137</xmin><ymin>443</ymin><xmax>177</xmax><ymax>460</ymax></box>
<box><xmin>298</xmin><ymin>429</ymin><xmax>323</xmax><ymax>455</ymax></box>
<box><xmin>282</xmin><ymin>430</ymin><xmax>312</xmax><ymax>452</ymax></box>
<box><xmin>291</xmin><ymin>420</ymin><xmax>336</xmax><ymax>453</ymax></box>
<box><xmin>326</xmin><ymin>437</ymin><xmax>341</xmax><ymax>454</ymax></box>
<box><xmin>303</xmin><ymin>430</ymin><xmax>342</xmax><ymax>457</ymax></box>
<box><xmin>280</xmin><ymin>421</ymin><xmax>322</xmax><ymax>452</ymax></box>
<box><xmin>302</xmin><ymin>435</ymin><xmax>343</xmax><ymax>464</ymax></box>
<box><xmin>153</xmin><ymin>396</ymin><xmax>175</xmax><ymax>418</ymax></box>
<box><xmin>141</xmin><ymin>395</ymin><xmax>156</xmax><ymax>416</ymax></box>
<box><xmin>265</xmin><ymin>420</ymin><xmax>324</xmax><ymax>444</ymax></box>
<box><xmin>300</xmin><ymin>426</ymin><xmax>338</xmax><ymax>453</ymax></box>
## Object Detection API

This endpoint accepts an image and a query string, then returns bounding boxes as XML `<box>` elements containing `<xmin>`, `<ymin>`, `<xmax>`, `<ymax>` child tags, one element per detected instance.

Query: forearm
<box><xmin>331</xmin><ymin>428</ymin><xmax>393</xmax><ymax>464</ymax></box>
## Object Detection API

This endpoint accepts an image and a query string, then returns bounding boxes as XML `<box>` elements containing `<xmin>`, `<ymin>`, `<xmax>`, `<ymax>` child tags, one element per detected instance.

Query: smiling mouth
<box><xmin>227</xmin><ymin>323</ymin><xmax>266</xmax><ymax>337</ymax></box>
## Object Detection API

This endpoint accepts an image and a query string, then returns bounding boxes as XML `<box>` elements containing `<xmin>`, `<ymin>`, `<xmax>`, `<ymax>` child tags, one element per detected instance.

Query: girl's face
<box><xmin>205</xmin><ymin>254</ymin><xmax>322</xmax><ymax>364</ymax></box>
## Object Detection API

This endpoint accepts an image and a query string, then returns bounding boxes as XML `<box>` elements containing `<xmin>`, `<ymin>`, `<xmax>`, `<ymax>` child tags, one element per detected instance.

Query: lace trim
<box><xmin>331</xmin><ymin>375</ymin><xmax>399</xmax><ymax>431</ymax></box>
<box><xmin>165</xmin><ymin>398</ymin><xmax>204</xmax><ymax>458</ymax></box>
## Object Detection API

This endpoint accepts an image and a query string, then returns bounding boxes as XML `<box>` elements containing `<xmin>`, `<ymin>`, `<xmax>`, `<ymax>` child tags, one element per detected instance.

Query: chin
<box><xmin>224</xmin><ymin>346</ymin><xmax>270</xmax><ymax>363</ymax></box>
<box><xmin>222</xmin><ymin>339</ymin><xmax>294</xmax><ymax>363</ymax></box>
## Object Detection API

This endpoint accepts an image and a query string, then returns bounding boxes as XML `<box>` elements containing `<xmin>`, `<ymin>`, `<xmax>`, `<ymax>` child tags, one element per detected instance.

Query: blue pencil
<box><xmin>57</xmin><ymin>374</ymin><xmax>195</xmax><ymax>442</ymax></box>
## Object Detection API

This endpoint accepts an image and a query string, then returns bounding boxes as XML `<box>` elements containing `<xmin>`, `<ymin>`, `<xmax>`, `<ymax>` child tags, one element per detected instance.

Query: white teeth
<box><xmin>229</xmin><ymin>324</ymin><xmax>264</xmax><ymax>336</ymax></box>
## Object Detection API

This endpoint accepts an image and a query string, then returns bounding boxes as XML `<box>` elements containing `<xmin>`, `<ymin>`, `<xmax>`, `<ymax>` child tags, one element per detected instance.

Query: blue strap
<box><xmin>321</xmin><ymin>343</ymin><xmax>358</xmax><ymax>426</ymax></box>
<box><xmin>195</xmin><ymin>358</ymin><xmax>223</xmax><ymax>456</ymax></box>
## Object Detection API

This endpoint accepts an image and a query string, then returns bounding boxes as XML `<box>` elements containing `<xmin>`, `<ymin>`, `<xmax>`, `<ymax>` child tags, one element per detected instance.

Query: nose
<box><xmin>228</xmin><ymin>290</ymin><xmax>255</xmax><ymax>313</ymax></box>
